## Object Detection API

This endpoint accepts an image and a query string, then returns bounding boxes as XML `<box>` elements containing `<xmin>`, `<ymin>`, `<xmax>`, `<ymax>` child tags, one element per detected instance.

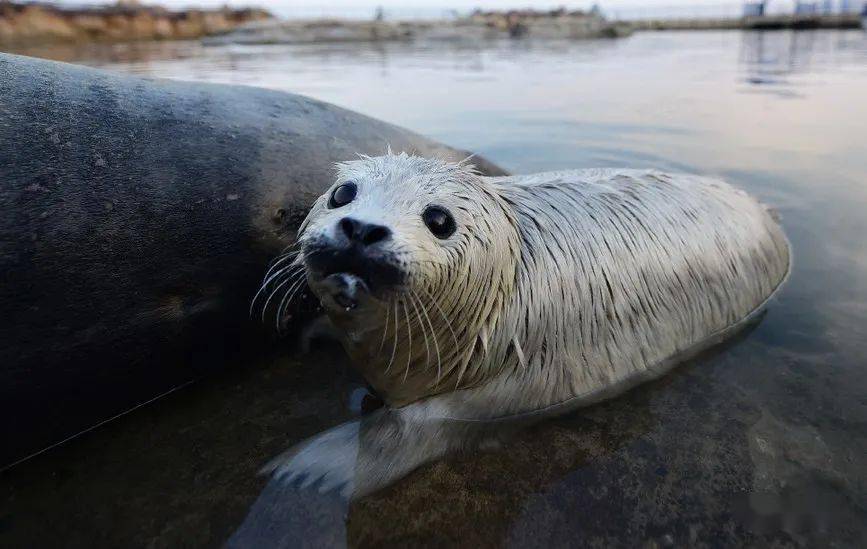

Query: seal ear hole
<box><xmin>272</xmin><ymin>208</ymin><xmax>286</xmax><ymax>225</ymax></box>
<box><xmin>328</xmin><ymin>182</ymin><xmax>357</xmax><ymax>209</ymax></box>
<box><xmin>422</xmin><ymin>205</ymin><xmax>456</xmax><ymax>240</ymax></box>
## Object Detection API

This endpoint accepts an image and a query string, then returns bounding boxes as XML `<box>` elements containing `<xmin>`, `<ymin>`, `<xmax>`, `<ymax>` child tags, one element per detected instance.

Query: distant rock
<box><xmin>203</xmin><ymin>12</ymin><xmax>631</xmax><ymax>47</ymax></box>
<box><xmin>203</xmin><ymin>18</ymin><xmax>415</xmax><ymax>46</ymax></box>
<box><xmin>0</xmin><ymin>1</ymin><xmax>272</xmax><ymax>46</ymax></box>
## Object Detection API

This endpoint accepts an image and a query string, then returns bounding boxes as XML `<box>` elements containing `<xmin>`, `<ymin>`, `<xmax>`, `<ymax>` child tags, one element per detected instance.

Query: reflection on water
<box><xmin>3</xmin><ymin>30</ymin><xmax>867</xmax><ymax>547</ymax></box>
<box><xmin>739</xmin><ymin>31</ymin><xmax>867</xmax><ymax>95</ymax></box>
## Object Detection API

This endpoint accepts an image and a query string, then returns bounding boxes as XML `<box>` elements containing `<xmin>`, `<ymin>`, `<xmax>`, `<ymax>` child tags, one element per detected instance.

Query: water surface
<box><xmin>3</xmin><ymin>30</ymin><xmax>867</xmax><ymax>547</ymax></box>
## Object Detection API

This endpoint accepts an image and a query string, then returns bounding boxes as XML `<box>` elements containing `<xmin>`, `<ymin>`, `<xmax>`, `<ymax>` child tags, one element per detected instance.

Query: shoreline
<box><xmin>1</xmin><ymin>2</ymin><xmax>863</xmax><ymax>50</ymax></box>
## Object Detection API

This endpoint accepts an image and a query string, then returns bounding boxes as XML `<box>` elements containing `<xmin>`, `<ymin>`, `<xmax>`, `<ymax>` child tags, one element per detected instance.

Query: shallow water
<box><xmin>3</xmin><ymin>30</ymin><xmax>867</xmax><ymax>547</ymax></box>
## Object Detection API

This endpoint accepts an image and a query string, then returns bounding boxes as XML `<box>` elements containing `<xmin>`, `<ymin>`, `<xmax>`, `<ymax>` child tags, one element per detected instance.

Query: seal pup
<box><xmin>255</xmin><ymin>152</ymin><xmax>790</xmax><ymax>499</ymax></box>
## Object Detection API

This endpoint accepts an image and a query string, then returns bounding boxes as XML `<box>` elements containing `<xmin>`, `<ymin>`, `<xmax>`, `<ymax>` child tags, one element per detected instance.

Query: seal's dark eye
<box><xmin>328</xmin><ymin>182</ymin><xmax>357</xmax><ymax>208</ymax></box>
<box><xmin>422</xmin><ymin>205</ymin><xmax>456</xmax><ymax>239</ymax></box>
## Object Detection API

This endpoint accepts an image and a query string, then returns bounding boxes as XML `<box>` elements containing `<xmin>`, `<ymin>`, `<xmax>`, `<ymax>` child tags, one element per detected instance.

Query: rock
<box><xmin>203</xmin><ymin>18</ymin><xmax>415</xmax><ymax>46</ymax></box>
<box><xmin>204</xmin><ymin>12</ymin><xmax>631</xmax><ymax>47</ymax></box>
<box><xmin>0</xmin><ymin>1</ymin><xmax>273</xmax><ymax>47</ymax></box>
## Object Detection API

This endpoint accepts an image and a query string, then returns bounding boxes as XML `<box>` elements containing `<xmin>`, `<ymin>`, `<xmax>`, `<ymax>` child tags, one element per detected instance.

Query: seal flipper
<box><xmin>262</xmin><ymin>419</ymin><xmax>362</xmax><ymax>501</ymax></box>
<box><xmin>260</xmin><ymin>403</ymin><xmax>521</xmax><ymax>502</ymax></box>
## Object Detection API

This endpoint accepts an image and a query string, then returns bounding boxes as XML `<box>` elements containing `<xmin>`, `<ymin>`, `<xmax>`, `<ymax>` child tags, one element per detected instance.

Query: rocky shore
<box><xmin>203</xmin><ymin>9</ymin><xmax>631</xmax><ymax>46</ymax></box>
<box><xmin>0</xmin><ymin>1</ymin><xmax>271</xmax><ymax>46</ymax></box>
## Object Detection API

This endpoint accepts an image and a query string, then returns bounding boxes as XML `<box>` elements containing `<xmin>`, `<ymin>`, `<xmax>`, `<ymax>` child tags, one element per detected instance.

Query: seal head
<box><xmin>296</xmin><ymin>154</ymin><xmax>520</xmax><ymax>406</ymax></box>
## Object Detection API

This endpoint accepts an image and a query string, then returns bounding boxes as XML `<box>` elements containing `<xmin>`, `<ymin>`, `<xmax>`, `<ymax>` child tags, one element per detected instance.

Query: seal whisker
<box><xmin>401</xmin><ymin>299</ymin><xmax>413</xmax><ymax>384</ymax></box>
<box><xmin>267</xmin><ymin>243</ymin><xmax>300</xmax><ymax>269</ymax></box>
<box><xmin>407</xmin><ymin>292</ymin><xmax>431</xmax><ymax>370</ymax></box>
<box><xmin>261</xmin><ymin>260</ymin><xmax>302</xmax><ymax>290</ymax></box>
<box><xmin>249</xmin><ymin>264</ymin><xmax>303</xmax><ymax>318</ymax></box>
<box><xmin>378</xmin><ymin>301</ymin><xmax>391</xmax><ymax>353</ymax></box>
<box><xmin>413</xmin><ymin>289</ymin><xmax>442</xmax><ymax>387</ymax></box>
<box><xmin>264</xmin><ymin>246</ymin><xmax>300</xmax><ymax>273</ymax></box>
<box><xmin>263</xmin><ymin>249</ymin><xmax>301</xmax><ymax>280</ymax></box>
<box><xmin>254</xmin><ymin>260</ymin><xmax>301</xmax><ymax>295</ymax></box>
<box><xmin>416</xmin><ymin>294</ymin><xmax>443</xmax><ymax>387</ymax></box>
<box><xmin>280</xmin><ymin>239</ymin><xmax>302</xmax><ymax>253</ymax></box>
<box><xmin>275</xmin><ymin>271</ymin><xmax>308</xmax><ymax>332</ymax></box>
<box><xmin>269</xmin><ymin>240</ymin><xmax>301</xmax><ymax>261</ymax></box>
<box><xmin>259</xmin><ymin>273</ymin><xmax>300</xmax><ymax>324</ymax></box>
<box><xmin>385</xmin><ymin>300</ymin><xmax>399</xmax><ymax>374</ymax></box>
<box><xmin>419</xmin><ymin>286</ymin><xmax>460</xmax><ymax>360</ymax></box>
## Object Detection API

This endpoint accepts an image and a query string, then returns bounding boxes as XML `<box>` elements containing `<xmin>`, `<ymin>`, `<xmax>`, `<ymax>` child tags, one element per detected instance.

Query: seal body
<box><xmin>263</xmin><ymin>154</ymin><xmax>790</xmax><ymax>498</ymax></box>
<box><xmin>435</xmin><ymin>167</ymin><xmax>790</xmax><ymax>420</ymax></box>
<box><xmin>0</xmin><ymin>53</ymin><xmax>507</xmax><ymax>468</ymax></box>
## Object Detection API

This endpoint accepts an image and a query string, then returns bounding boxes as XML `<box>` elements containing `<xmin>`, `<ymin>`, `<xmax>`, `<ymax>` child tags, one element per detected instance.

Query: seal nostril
<box><xmin>339</xmin><ymin>217</ymin><xmax>358</xmax><ymax>240</ymax></box>
<box><xmin>339</xmin><ymin>217</ymin><xmax>390</xmax><ymax>246</ymax></box>
<box><xmin>362</xmin><ymin>225</ymin><xmax>391</xmax><ymax>246</ymax></box>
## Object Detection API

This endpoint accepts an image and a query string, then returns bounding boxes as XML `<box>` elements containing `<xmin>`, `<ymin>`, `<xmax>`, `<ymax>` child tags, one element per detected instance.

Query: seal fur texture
<box><xmin>455</xmin><ymin>167</ymin><xmax>791</xmax><ymax>419</ymax></box>
<box><xmin>261</xmin><ymin>153</ymin><xmax>790</xmax><ymax>498</ymax></box>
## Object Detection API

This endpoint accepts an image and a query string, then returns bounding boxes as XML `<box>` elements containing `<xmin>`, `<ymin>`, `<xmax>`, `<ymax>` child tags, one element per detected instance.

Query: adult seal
<box><xmin>257</xmin><ymin>152</ymin><xmax>790</xmax><ymax>500</ymax></box>
<box><xmin>0</xmin><ymin>53</ymin><xmax>507</xmax><ymax>468</ymax></box>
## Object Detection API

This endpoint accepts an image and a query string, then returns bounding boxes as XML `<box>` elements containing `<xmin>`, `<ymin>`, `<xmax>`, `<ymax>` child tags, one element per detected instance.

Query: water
<box><xmin>3</xmin><ymin>30</ymin><xmax>867</xmax><ymax>546</ymax></box>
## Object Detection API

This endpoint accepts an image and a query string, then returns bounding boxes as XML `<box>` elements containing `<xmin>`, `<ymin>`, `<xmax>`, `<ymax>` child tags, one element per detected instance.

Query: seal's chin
<box><xmin>315</xmin><ymin>272</ymin><xmax>373</xmax><ymax>313</ymax></box>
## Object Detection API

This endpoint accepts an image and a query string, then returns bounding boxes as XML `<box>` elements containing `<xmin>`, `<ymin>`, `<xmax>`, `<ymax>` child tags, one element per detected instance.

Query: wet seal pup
<box><xmin>253</xmin><ymin>152</ymin><xmax>790</xmax><ymax>499</ymax></box>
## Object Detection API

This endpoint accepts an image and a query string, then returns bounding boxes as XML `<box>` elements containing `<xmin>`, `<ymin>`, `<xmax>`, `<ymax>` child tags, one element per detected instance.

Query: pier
<box><xmin>630</xmin><ymin>12</ymin><xmax>862</xmax><ymax>30</ymax></box>
<box><xmin>620</xmin><ymin>1</ymin><xmax>865</xmax><ymax>31</ymax></box>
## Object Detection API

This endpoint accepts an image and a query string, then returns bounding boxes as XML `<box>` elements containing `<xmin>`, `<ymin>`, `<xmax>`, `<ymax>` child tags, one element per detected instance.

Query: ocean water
<box><xmin>3</xmin><ymin>30</ymin><xmax>867</xmax><ymax>546</ymax></box>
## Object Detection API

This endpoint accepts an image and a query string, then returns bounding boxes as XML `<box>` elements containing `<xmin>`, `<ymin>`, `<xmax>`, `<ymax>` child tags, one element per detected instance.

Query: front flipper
<box><xmin>229</xmin><ymin>403</ymin><xmax>529</xmax><ymax>546</ymax></box>
<box><xmin>262</xmin><ymin>419</ymin><xmax>362</xmax><ymax>500</ymax></box>
<box><xmin>261</xmin><ymin>405</ymin><xmax>517</xmax><ymax>501</ymax></box>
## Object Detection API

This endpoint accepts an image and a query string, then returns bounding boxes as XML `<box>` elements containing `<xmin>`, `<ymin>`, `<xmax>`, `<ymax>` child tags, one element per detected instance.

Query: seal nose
<box><xmin>339</xmin><ymin>217</ymin><xmax>391</xmax><ymax>246</ymax></box>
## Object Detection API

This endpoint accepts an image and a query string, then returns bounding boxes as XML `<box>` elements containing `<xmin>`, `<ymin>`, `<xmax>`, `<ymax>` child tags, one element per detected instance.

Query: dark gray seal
<box><xmin>0</xmin><ymin>53</ymin><xmax>507</xmax><ymax>467</ymax></box>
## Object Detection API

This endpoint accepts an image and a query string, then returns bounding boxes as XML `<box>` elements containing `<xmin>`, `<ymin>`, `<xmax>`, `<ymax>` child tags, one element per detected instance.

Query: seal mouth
<box><xmin>322</xmin><ymin>272</ymin><xmax>370</xmax><ymax>312</ymax></box>
<box><xmin>304</xmin><ymin>243</ymin><xmax>404</xmax><ymax>307</ymax></box>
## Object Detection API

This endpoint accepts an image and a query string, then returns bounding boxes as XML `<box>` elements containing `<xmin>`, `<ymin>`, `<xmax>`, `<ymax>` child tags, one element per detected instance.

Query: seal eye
<box><xmin>422</xmin><ymin>205</ymin><xmax>456</xmax><ymax>239</ymax></box>
<box><xmin>329</xmin><ymin>182</ymin><xmax>357</xmax><ymax>209</ymax></box>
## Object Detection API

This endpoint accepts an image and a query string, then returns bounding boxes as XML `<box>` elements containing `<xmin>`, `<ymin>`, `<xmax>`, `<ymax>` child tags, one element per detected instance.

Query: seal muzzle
<box><xmin>304</xmin><ymin>216</ymin><xmax>405</xmax><ymax>308</ymax></box>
